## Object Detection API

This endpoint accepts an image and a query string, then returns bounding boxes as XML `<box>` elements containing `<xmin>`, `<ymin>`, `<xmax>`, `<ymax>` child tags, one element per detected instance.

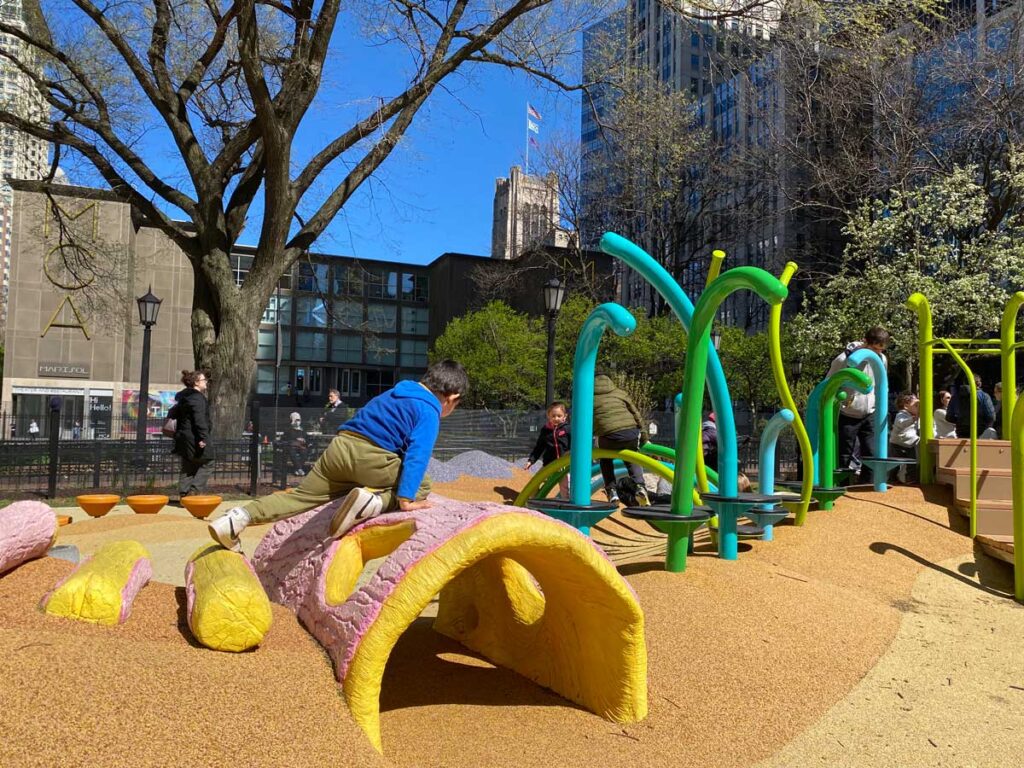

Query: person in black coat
<box><xmin>171</xmin><ymin>370</ymin><xmax>213</xmax><ymax>498</ymax></box>
<box><xmin>525</xmin><ymin>402</ymin><xmax>571</xmax><ymax>499</ymax></box>
<box><xmin>319</xmin><ymin>388</ymin><xmax>349</xmax><ymax>434</ymax></box>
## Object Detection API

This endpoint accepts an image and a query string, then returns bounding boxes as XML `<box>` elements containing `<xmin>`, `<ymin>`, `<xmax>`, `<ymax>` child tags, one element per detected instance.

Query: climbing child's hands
<box><xmin>399</xmin><ymin>498</ymin><xmax>432</xmax><ymax>512</ymax></box>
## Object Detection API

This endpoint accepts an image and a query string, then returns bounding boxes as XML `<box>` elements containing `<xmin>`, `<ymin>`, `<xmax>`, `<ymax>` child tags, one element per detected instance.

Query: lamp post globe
<box><xmin>543</xmin><ymin>277</ymin><xmax>566</xmax><ymax>407</ymax></box>
<box><xmin>543</xmin><ymin>277</ymin><xmax>566</xmax><ymax>315</ymax></box>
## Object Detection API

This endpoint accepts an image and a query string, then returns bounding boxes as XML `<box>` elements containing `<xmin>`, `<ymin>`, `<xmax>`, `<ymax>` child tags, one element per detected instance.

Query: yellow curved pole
<box><xmin>932</xmin><ymin>338</ymin><xmax>978</xmax><ymax>537</ymax></box>
<box><xmin>906</xmin><ymin>293</ymin><xmax>935</xmax><ymax>483</ymax></box>
<box><xmin>693</xmin><ymin>249</ymin><xmax>726</xmax><ymax>495</ymax></box>
<box><xmin>513</xmin><ymin>449</ymin><xmax>701</xmax><ymax>508</ymax></box>
<box><xmin>1001</xmin><ymin>292</ymin><xmax>1024</xmax><ymax>437</ymax></box>
<box><xmin>768</xmin><ymin>261</ymin><xmax>812</xmax><ymax>525</ymax></box>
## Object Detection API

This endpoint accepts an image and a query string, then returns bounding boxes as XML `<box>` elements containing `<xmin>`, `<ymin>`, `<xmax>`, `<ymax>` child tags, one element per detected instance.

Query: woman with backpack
<box><xmin>171</xmin><ymin>370</ymin><xmax>213</xmax><ymax>499</ymax></box>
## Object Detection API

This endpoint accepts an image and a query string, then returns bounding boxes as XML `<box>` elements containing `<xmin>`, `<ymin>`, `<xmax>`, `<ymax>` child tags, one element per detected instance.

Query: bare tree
<box><xmin>0</xmin><ymin>0</ymin><xmax>612</xmax><ymax>431</ymax></box>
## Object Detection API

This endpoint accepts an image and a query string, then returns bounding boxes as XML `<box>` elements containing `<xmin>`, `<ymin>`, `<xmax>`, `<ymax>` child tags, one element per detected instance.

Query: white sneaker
<box><xmin>208</xmin><ymin>506</ymin><xmax>251</xmax><ymax>551</ymax></box>
<box><xmin>329</xmin><ymin>488</ymin><xmax>384</xmax><ymax>539</ymax></box>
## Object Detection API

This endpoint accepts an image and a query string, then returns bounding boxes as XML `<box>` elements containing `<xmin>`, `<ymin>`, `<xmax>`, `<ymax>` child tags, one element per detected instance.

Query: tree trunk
<box><xmin>190</xmin><ymin>256</ymin><xmax>263</xmax><ymax>443</ymax></box>
<box><xmin>207</xmin><ymin>309</ymin><xmax>260</xmax><ymax>442</ymax></box>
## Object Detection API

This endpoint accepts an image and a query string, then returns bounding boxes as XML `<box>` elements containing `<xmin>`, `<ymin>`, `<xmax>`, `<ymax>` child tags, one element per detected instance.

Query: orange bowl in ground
<box><xmin>76</xmin><ymin>494</ymin><xmax>120</xmax><ymax>517</ymax></box>
<box><xmin>180</xmin><ymin>495</ymin><xmax>222</xmax><ymax>519</ymax></box>
<box><xmin>125</xmin><ymin>494</ymin><xmax>169</xmax><ymax>514</ymax></box>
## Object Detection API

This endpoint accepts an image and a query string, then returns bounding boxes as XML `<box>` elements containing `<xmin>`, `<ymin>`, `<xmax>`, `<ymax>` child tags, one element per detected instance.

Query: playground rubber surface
<box><xmin>1</xmin><ymin>474</ymin><xmax>1021</xmax><ymax>767</ymax></box>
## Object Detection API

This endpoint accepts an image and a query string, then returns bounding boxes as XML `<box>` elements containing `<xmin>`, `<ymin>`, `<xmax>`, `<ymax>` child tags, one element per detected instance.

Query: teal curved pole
<box><xmin>600</xmin><ymin>232</ymin><xmax>742</xmax><ymax>498</ymax></box>
<box><xmin>758</xmin><ymin>409</ymin><xmax>795</xmax><ymax>508</ymax></box>
<box><xmin>673</xmin><ymin>267</ymin><xmax>788</xmax><ymax>518</ymax></box>
<box><xmin>569</xmin><ymin>303</ymin><xmax>637</xmax><ymax>506</ymax></box>
<box><xmin>846</xmin><ymin>348</ymin><xmax>890</xmax><ymax>491</ymax></box>
<box><xmin>754</xmin><ymin>409</ymin><xmax>795</xmax><ymax>541</ymax></box>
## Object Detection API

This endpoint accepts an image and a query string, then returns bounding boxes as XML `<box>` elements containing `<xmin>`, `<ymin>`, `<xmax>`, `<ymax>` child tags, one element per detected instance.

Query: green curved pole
<box><xmin>769</xmin><ymin>262</ymin><xmax>812</xmax><ymax>524</ymax></box>
<box><xmin>1002</xmin><ymin>292</ymin><xmax>1024</xmax><ymax>437</ymax></box>
<box><xmin>673</xmin><ymin>267</ymin><xmax>788</xmax><ymax>560</ymax></box>
<box><xmin>805</xmin><ymin>378</ymin><xmax>830</xmax><ymax>485</ymax></box>
<box><xmin>820</xmin><ymin>370</ymin><xmax>872</xmax><ymax>498</ymax></box>
<box><xmin>906</xmin><ymin>293</ymin><xmax>935</xmax><ymax>483</ymax></box>
<box><xmin>600</xmin><ymin>232</ymin><xmax>742</xmax><ymax>499</ymax></box>
<box><xmin>932</xmin><ymin>338</ymin><xmax>978</xmax><ymax>537</ymax></box>
<box><xmin>568</xmin><ymin>303</ymin><xmax>637</xmax><ymax>506</ymax></box>
<box><xmin>1010</xmin><ymin>392</ymin><xmax>1024</xmax><ymax>601</ymax></box>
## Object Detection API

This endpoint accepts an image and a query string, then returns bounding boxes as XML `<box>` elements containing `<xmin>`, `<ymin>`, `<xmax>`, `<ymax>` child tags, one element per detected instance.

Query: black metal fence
<box><xmin>0</xmin><ymin>405</ymin><xmax>799</xmax><ymax>499</ymax></box>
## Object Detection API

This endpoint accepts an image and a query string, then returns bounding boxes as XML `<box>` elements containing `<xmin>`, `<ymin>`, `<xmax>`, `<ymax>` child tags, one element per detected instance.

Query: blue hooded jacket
<box><xmin>339</xmin><ymin>380</ymin><xmax>441</xmax><ymax>500</ymax></box>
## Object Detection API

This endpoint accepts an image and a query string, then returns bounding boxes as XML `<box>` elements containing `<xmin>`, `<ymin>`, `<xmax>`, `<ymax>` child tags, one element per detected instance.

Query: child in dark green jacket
<box><xmin>593</xmin><ymin>373</ymin><xmax>650</xmax><ymax>505</ymax></box>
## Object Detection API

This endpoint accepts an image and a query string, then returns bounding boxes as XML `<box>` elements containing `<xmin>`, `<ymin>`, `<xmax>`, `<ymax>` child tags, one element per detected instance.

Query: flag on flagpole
<box><xmin>527</xmin><ymin>104</ymin><xmax>542</xmax><ymax>121</ymax></box>
<box><xmin>527</xmin><ymin>119</ymin><xmax>539</xmax><ymax>133</ymax></box>
<box><xmin>529</xmin><ymin>135</ymin><xmax>540</xmax><ymax>149</ymax></box>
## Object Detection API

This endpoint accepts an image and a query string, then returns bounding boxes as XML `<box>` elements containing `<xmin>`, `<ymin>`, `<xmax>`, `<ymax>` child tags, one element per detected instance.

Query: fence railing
<box><xmin>0</xmin><ymin>406</ymin><xmax>799</xmax><ymax>499</ymax></box>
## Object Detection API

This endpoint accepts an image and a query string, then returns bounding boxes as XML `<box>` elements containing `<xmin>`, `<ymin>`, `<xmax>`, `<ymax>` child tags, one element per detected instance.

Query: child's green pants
<box><xmin>245</xmin><ymin>431</ymin><xmax>432</xmax><ymax>524</ymax></box>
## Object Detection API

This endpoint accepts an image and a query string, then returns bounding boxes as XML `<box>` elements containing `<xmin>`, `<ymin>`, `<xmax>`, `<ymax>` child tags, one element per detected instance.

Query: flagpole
<box><xmin>525</xmin><ymin>103</ymin><xmax>530</xmax><ymax>174</ymax></box>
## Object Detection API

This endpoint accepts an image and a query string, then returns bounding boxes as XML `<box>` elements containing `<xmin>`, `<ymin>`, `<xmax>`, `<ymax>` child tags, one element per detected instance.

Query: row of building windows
<box><xmin>230</xmin><ymin>255</ymin><xmax>429</xmax><ymax>302</ymax></box>
<box><xmin>256</xmin><ymin>326</ymin><xmax>429</xmax><ymax>366</ymax></box>
<box><xmin>255</xmin><ymin>364</ymin><xmax>413</xmax><ymax>400</ymax></box>
<box><xmin>260</xmin><ymin>297</ymin><xmax>429</xmax><ymax>334</ymax></box>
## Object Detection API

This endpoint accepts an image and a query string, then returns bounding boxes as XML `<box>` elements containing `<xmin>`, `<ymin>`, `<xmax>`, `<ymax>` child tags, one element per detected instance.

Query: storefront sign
<box><xmin>38</xmin><ymin>362</ymin><xmax>91</xmax><ymax>378</ymax></box>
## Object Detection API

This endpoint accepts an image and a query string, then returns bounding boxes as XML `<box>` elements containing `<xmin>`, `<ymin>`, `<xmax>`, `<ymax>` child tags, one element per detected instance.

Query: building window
<box><xmin>331</xmin><ymin>334</ymin><xmax>362</xmax><ymax>363</ymax></box>
<box><xmin>400</xmin><ymin>273</ymin><xmax>429</xmax><ymax>302</ymax></box>
<box><xmin>400</xmin><ymin>339</ymin><xmax>428</xmax><ymax>368</ymax></box>
<box><xmin>296</xmin><ymin>296</ymin><xmax>328</xmax><ymax>327</ymax></box>
<box><xmin>401</xmin><ymin>307</ymin><xmax>429</xmax><ymax>335</ymax></box>
<box><xmin>332</xmin><ymin>299</ymin><xmax>363</xmax><ymax>330</ymax></box>
<box><xmin>231</xmin><ymin>255</ymin><xmax>253</xmax><ymax>287</ymax></box>
<box><xmin>295</xmin><ymin>330</ymin><xmax>328</xmax><ymax>361</ymax></box>
<box><xmin>257</xmin><ymin>328</ymin><xmax>291</xmax><ymax>360</ymax></box>
<box><xmin>690</xmin><ymin>54</ymin><xmax>699</xmax><ymax>70</ymax></box>
<box><xmin>366</xmin><ymin>336</ymin><xmax>397</xmax><ymax>366</ymax></box>
<box><xmin>256</xmin><ymin>365</ymin><xmax>290</xmax><ymax>395</ymax></box>
<box><xmin>691</xmin><ymin>31</ymin><xmax>699</xmax><ymax>47</ymax></box>
<box><xmin>365</xmin><ymin>369</ymin><xmax>396</xmax><ymax>399</ymax></box>
<box><xmin>338</xmin><ymin>368</ymin><xmax>362</xmax><ymax>398</ymax></box>
<box><xmin>334</xmin><ymin>265</ymin><xmax>364</xmax><ymax>296</ymax></box>
<box><xmin>293</xmin><ymin>366</ymin><xmax>322</xmax><ymax>395</ymax></box>
<box><xmin>297</xmin><ymin>262</ymin><xmax>329</xmax><ymax>292</ymax></box>
<box><xmin>262</xmin><ymin>295</ymin><xmax>292</xmax><ymax>325</ymax></box>
<box><xmin>366</xmin><ymin>269</ymin><xmax>398</xmax><ymax>299</ymax></box>
<box><xmin>367</xmin><ymin>303</ymin><xmax>397</xmax><ymax>333</ymax></box>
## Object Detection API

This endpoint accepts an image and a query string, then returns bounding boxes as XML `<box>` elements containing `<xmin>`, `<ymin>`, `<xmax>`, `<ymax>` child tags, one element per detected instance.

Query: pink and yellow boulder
<box><xmin>186</xmin><ymin>544</ymin><xmax>273</xmax><ymax>652</ymax></box>
<box><xmin>0</xmin><ymin>500</ymin><xmax>58</xmax><ymax>576</ymax></box>
<box><xmin>253</xmin><ymin>496</ymin><xmax>647</xmax><ymax>752</ymax></box>
<box><xmin>42</xmin><ymin>540</ymin><xmax>152</xmax><ymax>625</ymax></box>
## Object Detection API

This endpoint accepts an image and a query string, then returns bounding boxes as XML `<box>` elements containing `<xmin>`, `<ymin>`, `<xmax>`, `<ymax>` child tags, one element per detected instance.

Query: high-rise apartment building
<box><xmin>491</xmin><ymin>165</ymin><xmax>567</xmax><ymax>260</ymax></box>
<box><xmin>0</xmin><ymin>0</ymin><xmax>52</xmax><ymax>327</ymax></box>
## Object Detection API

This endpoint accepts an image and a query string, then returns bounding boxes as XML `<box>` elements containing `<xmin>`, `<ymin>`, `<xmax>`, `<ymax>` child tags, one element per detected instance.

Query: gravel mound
<box><xmin>426</xmin><ymin>451</ymin><xmax>519</xmax><ymax>482</ymax></box>
<box><xmin>443</xmin><ymin>450</ymin><xmax>516</xmax><ymax>480</ymax></box>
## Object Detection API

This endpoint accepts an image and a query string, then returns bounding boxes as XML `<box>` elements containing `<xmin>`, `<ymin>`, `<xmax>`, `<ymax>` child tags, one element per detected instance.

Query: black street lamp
<box><xmin>791</xmin><ymin>357</ymin><xmax>803</xmax><ymax>382</ymax></box>
<box><xmin>543</xmin><ymin>277</ymin><xmax>566</xmax><ymax>407</ymax></box>
<box><xmin>711</xmin><ymin>327</ymin><xmax>722</xmax><ymax>351</ymax></box>
<box><xmin>135</xmin><ymin>286</ymin><xmax>162</xmax><ymax>455</ymax></box>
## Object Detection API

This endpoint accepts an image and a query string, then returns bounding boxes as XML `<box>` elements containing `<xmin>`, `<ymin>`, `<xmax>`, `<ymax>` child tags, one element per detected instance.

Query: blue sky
<box><xmin>293</xmin><ymin>30</ymin><xmax>583</xmax><ymax>266</ymax></box>
<box><xmin>59</xmin><ymin>13</ymin><xmax>585</xmax><ymax>268</ymax></box>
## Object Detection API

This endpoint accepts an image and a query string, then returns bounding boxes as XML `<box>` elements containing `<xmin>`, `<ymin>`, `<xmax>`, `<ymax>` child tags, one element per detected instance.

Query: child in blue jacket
<box><xmin>210</xmin><ymin>360</ymin><xmax>468</xmax><ymax>550</ymax></box>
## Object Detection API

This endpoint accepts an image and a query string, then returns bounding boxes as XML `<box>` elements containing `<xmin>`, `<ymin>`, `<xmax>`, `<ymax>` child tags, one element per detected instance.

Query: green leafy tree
<box><xmin>552</xmin><ymin>295</ymin><xmax>685</xmax><ymax>406</ymax></box>
<box><xmin>793</xmin><ymin>162</ymin><xmax>1024</xmax><ymax>387</ymax></box>
<box><xmin>430</xmin><ymin>301</ymin><xmax>545</xmax><ymax>409</ymax></box>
